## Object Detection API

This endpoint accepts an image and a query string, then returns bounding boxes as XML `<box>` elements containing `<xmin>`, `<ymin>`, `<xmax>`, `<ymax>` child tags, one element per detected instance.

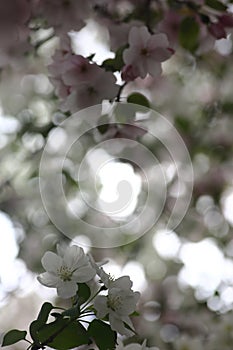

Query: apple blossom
<box><xmin>94</xmin><ymin>276</ymin><xmax>140</xmax><ymax>336</ymax></box>
<box><xmin>123</xmin><ymin>26</ymin><xmax>174</xmax><ymax>80</ymax></box>
<box><xmin>37</xmin><ymin>245</ymin><xmax>96</xmax><ymax>298</ymax></box>
<box><xmin>116</xmin><ymin>339</ymin><xmax>159</xmax><ymax>350</ymax></box>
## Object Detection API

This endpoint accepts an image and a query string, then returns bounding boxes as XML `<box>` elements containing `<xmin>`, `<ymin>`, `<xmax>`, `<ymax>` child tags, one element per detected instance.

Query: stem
<box><xmin>33</xmin><ymin>317</ymin><xmax>76</xmax><ymax>350</ymax></box>
<box><xmin>34</xmin><ymin>33</ymin><xmax>55</xmax><ymax>51</ymax></box>
<box><xmin>80</xmin><ymin>287</ymin><xmax>103</xmax><ymax>313</ymax></box>
<box><xmin>116</xmin><ymin>82</ymin><xmax>127</xmax><ymax>102</ymax></box>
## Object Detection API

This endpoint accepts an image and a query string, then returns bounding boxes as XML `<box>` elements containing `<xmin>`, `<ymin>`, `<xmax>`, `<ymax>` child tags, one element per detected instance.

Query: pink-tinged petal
<box><xmin>121</xmin><ymin>64</ymin><xmax>139</xmax><ymax>82</ymax></box>
<box><xmin>73</xmin><ymin>266</ymin><xmax>96</xmax><ymax>282</ymax></box>
<box><xmin>129</xmin><ymin>26</ymin><xmax>150</xmax><ymax>47</ymax></box>
<box><xmin>151</xmin><ymin>47</ymin><xmax>173</xmax><ymax>62</ymax></box>
<box><xmin>41</xmin><ymin>252</ymin><xmax>62</xmax><ymax>273</ymax></box>
<box><xmin>57</xmin><ymin>281</ymin><xmax>78</xmax><ymax>298</ymax></box>
<box><xmin>123</xmin><ymin>47</ymin><xmax>139</xmax><ymax>65</ymax></box>
<box><xmin>146</xmin><ymin>58</ymin><xmax>162</xmax><ymax>77</ymax></box>
<box><xmin>149</xmin><ymin>33</ymin><xmax>169</xmax><ymax>50</ymax></box>
<box><xmin>94</xmin><ymin>296</ymin><xmax>109</xmax><ymax>318</ymax></box>
<box><xmin>37</xmin><ymin>272</ymin><xmax>60</xmax><ymax>288</ymax></box>
<box><xmin>137</xmin><ymin>60</ymin><xmax>148</xmax><ymax>79</ymax></box>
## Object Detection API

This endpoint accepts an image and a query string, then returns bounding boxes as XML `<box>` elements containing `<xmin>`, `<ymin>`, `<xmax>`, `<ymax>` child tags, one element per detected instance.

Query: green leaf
<box><xmin>77</xmin><ymin>283</ymin><xmax>91</xmax><ymax>305</ymax></box>
<box><xmin>2</xmin><ymin>329</ymin><xmax>27</xmax><ymax>346</ymax></box>
<box><xmin>61</xmin><ymin>306</ymin><xmax>80</xmax><ymax>319</ymax></box>
<box><xmin>102</xmin><ymin>45</ymin><xmax>127</xmax><ymax>72</ymax></box>
<box><xmin>38</xmin><ymin>318</ymin><xmax>89</xmax><ymax>350</ymax></box>
<box><xmin>127</xmin><ymin>93</ymin><xmax>150</xmax><ymax>108</ymax></box>
<box><xmin>97</xmin><ymin>114</ymin><xmax>110</xmax><ymax>134</ymax></box>
<box><xmin>205</xmin><ymin>0</ymin><xmax>227</xmax><ymax>11</ymax></box>
<box><xmin>179</xmin><ymin>17</ymin><xmax>199</xmax><ymax>52</ymax></box>
<box><xmin>30</xmin><ymin>302</ymin><xmax>54</xmax><ymax>344</ymax></box>
<box><xmin>37</xmin><ymin>302</ymin><xmax>53</xmax><ymax>325</ymax></box>
<box><xmin>88</xmin><ymin>320</ymin><xmax>117</xmax><ymax>350</ymax></box>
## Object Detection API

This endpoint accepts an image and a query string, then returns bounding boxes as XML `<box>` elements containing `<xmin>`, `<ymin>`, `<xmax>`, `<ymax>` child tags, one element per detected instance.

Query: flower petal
<box><xmin>109</xmin><ymin>313</ymin><xmax>133</xmax><ymax>336</ymax></box>
<box><xmin>94</xmin><ymin>295</ymin><xmax>108</xmax><ymax>318</ymax></box>
<box><xmin>57</xmin><ymin>281</ymin><xmax>78</xmax><ymax>299</ymax></box>
<box><xmin>37</xmin><ymin>272</ymin><xmax>60</xmax><ymax>288</ymax></box>
<box><xmin>73</xmin><ymin>265</ymin><xmax>96</xmax><ymax>283</ymax></box>
<box><xmin>129</xmin><ymin>26</ymin><xmax>150</xmax><ymax>47</ymax></box>
<box><xmin>112</xmin><ymin>276</ymin><xmax>132</xmax><ymax>290</ymax></box>
<box><xmin>41</xmin><ymin>252</ymin><xmax>62</xmax><ymax>273</ymax></box>
<box><xmin>63</xmin><ymin>245</ymin><xmax>84</xmax><ymax>269</ymax></box>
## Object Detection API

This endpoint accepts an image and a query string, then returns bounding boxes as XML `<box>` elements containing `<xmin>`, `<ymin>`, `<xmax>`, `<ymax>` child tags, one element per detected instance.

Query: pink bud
<box><xmin>219</xmin><ymin>14</ymin><xmax>233</xmax><ymax>28</ymax></box>
<box><xmin>208</xmin><ymin>22</ymin><xmax>226</xmax><ymax>39</ymax></box>
<box><xmin>121</xmin><ymin>64</ymin><xmax>139</xmax><ymax>82</ymax></box>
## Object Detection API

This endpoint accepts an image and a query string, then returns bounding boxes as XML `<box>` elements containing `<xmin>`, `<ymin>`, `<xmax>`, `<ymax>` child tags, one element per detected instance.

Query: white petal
<box><xmin>112</xmin><ymin>276</ymin><xmax>132</xmax><ymax>290</ymax></box>
<box><xmin>73</xmin><ymin>266</ymin><xmax>96</xmax><ymax>282</ymax></box>
<box><xmin>94</xmin><ymin>296</ymin><xmax>108</xmax><ymax>318</ymax></box>
<box><xmin>57</xmin><ymin>281</ymin><xmax>78</xmax><ymax>299</ymax></box>
<box><xmin>37</xmin><ymin>272</ymin><xmax>60</xmax><ymax>288</ymax></box>
<box><xmin>41</xmin><ymin>251</ymin><xmax>62</xmax><ymax>273</ymax></box>
<box><xmin>63</xmin><ymin>245</ymin><xmax>84</xmax><ymax>269</ymax></box>
<box><xmin>109</xmin><ymin>314</ymin><xmax>133</xmax><ymax>336</ymax></box>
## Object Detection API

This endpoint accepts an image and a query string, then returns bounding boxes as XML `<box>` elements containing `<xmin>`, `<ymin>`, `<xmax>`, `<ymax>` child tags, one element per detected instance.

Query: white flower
<box><xmin>123</xmin><ymin>26</ymin><xmax>173</xmax><ymax>79</ymax></box>
<box><xmin>94</xmin><ymin>276</ymin><xmax>140</xmax><ymax>336</ymax></box>
<box><xmin>37</xmin><ymin>245</ymin><xmax>96</xmax><ymax>299</ymax></box>
<box><xmin>116</xmin><ymin>339</ymin><xmax>159</xmax><ymax>350</ymax></box>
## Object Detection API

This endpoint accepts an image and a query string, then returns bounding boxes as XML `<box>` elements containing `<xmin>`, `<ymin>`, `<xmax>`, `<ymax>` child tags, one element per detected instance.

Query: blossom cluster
<box><xmin>38</xmin><ymin>244</ymin><xmax>140</xmax><ymax>338</ymax></box>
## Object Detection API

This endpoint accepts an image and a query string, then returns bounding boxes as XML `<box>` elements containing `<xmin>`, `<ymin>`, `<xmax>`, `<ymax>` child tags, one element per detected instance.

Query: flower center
<box><xmin>57</xmin><ymin>265</ymin><xmax>73</xmax><ymax>282</ymax></box>
<box><xmin>107</xmin><ymin>294</ymin><xmax>123</xmax><ymax>311</ymax></box>
<box><xmin>140</xmin><ymin>47</ymin><xmax>149</xmax><ymax>56</ymax></box>
<box><xmin>87</xmin><ymin>86</ymin><xmax>97</xmax><ymax>96</ymax></box>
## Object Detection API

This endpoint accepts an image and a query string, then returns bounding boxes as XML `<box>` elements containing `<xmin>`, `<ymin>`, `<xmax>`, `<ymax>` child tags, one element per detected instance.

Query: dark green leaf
<box><xmin>61</xmin><ymin>306</ymin><xmax>80</xmax><ymax>318</ymax></box>
<box><xmin>127</xmin><ymin>93</ymin><xmax>150</xmax><ymax>108</ymax></box>
<box><xmin>30</xmin><ymin>321</ymin><xmax>41</xmax><ymax>345</ymax></box>
<box><xmin>30</xmin><ymin>302</ymin><xmax>54</xmax><ymax>344</ymax></box>
<box><xmin>179</xmin><ymin>17</ymin><xmax>199</xmax><ymax>52</ymax></box>
<box><xmin>77</xmin><ymin>283</ymin><xmax>91</xmax><ymax>305</ymax></box>
<box><xmin>38</xmin><ymin>319</ymin><xmax>89</xmax><ymax>350</ymax></box>
<box><xmin>88</xmin><ymin>320</ymin><xmax>117</xmax><ymax>350</ymax></box>
<box><xmin>37</xmin><ymin>302</ymin><xmax>53</xmax><ymax>325</ymax></box>
<box><xmin>102</xmin><ymin>45</ymin><xmax>127</xmax><ymax>72</ymax></box>
<box><xmin>97</xmin><ymin>114</ymin><xmax>110</xmax><ymax>134</ymax></box>
<box><xmin>2</xmin><ymin>329</ymin><xmax>27</xmax><ymax>346</ymax></box>
<box><xmin>205</xmin><ymin>0</ymin><xmax>227</xmax><ymax>11</ymax></box>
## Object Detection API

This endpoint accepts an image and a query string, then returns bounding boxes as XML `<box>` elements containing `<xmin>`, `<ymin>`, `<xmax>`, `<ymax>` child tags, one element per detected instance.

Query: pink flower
<box><xmin>0</xmin><ymin>0</ymin><xmax>30</xmax><ymax>48</ymax></box>
<box><xmin>123</xmin><ymin>26</ymin><xmax>174</xmax><ymax>79</ymax></box>
<box><xmin>34</xmin><ymin>0</ymin><xmax>91</xmax><ymax>33</ymax></box>
<box><xmin>158</xmin><ymin>10</ymin><xmax>182</xmax><ymax>46</ymax></box>
<box><xmin>61</xmin><ymin>67</ymin><xmax>118</xmax><ymax>112</ymax></box>
<box><xmin>49</xmin><ymin>41</ymin><xmax>118</xmax><ymax>112</ymax></box>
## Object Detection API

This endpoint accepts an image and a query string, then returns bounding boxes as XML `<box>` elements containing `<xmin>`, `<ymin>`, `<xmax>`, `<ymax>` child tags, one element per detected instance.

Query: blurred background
<box><xmin>1</xmin><ymin>1</ymin><xmax>233</xmax><ymax>349</ymax></box>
